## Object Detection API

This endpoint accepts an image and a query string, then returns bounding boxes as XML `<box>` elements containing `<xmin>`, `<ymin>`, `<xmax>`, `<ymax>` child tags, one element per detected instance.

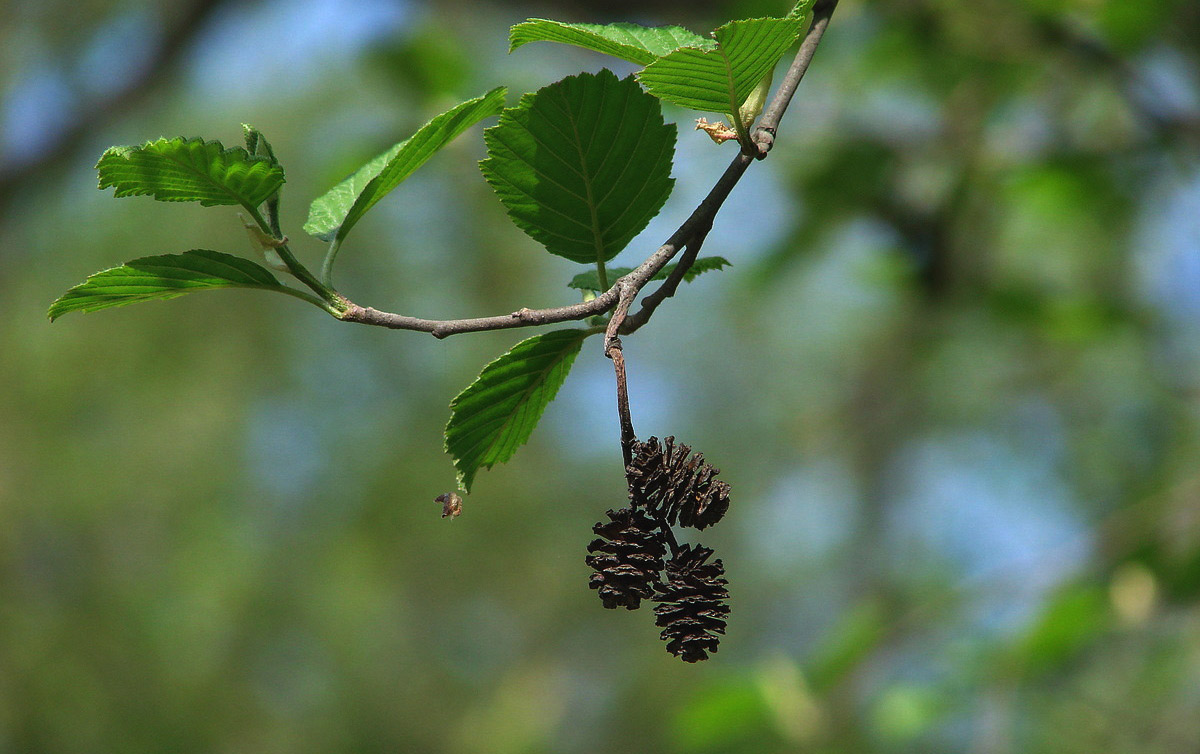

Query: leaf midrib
<box><xmin>159</xmin><ymin>140</ymin><xmax>269</xmax><ymax>208</ymax></box>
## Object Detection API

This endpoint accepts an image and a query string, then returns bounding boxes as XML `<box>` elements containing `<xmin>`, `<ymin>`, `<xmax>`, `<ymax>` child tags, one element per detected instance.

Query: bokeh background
<box><xmin>2</xmin><ymin>0</ymin><xmax>1200</xmax><ymax>751</ymax></box>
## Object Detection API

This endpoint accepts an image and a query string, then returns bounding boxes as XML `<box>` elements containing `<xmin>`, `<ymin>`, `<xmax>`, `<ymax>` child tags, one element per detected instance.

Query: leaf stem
<box><xmin>717</xmin><ymin>38</ymin><xmax>756</xmax><ymax>155</ymax></box>
<box><xmin>596</xmin><ymin>259</ymin><xmax>609</xmax><ymax>292</ymax></box>
<box><xmin>244</xmin><ymin>206</ymin><xmax>346</xmax><ymax>311</ymax></box>
<box><xmin>321</xmin><ymin>238</ymin><xmax>343</xmax><ymax>289</ymax></box>
<box><xmin>275</xmin><ymin>285</ymin><xmax>342</xmax><ymax>313</ymax></box>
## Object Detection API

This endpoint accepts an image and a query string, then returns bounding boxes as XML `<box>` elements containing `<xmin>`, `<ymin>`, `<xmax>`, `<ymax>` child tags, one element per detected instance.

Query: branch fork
<box><xmin>323</xmin><ymin>0</ymin><xmax>838</xmax><ymax>344</ymax></box>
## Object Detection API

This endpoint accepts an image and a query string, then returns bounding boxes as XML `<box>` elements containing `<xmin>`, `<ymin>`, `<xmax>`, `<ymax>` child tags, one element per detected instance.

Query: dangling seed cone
<box><xmin>627</xmin><ymin>436</ymin><xmax>731</xmax><ymax>530</ymax></box>
<box><xmin>654</xmin><ymin>544</ymin><xmax>730</xmax><ymax>662</ymax></box>
<box><xmin>586</xmin><ymin>508</ymin><xmax>667</xmax><ymax>610</ymax></box>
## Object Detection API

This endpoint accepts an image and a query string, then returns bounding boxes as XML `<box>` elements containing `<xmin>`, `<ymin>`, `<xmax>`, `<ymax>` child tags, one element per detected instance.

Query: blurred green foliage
<box><xmin>2</xmin><ymin>0</ymin><xmax>1199</xmax><ymax>752</ymax></box>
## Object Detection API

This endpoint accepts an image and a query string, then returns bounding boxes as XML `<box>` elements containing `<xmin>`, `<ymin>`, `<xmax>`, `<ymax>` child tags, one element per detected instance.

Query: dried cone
<box><xmin>626</xmin><ymin>436</ymin><xmax>731</xmax><ymax>530</ymax></box>
<box><xmin>654</xmin><ymin>544</ymin><xmax>730</xmax><ymax>662</ymax></box>
<box><xmin>586</xmin><ymin>508</ymin><xmax>666</xmax><ymax>610</ymax></box>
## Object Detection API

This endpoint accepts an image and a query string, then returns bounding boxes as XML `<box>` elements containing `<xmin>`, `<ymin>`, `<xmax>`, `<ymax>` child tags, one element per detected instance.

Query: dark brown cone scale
<box><xmin>654</xmin><ymin>544</ymin><xmax>730</xmax><ymax>662</ymax></box>
<box><xmin>585</xmin><ymin>507</ymin><xmax>666</xmax><ymax>610</ymax></box>
<box><xmin>626</xmin><ymin>436</ymin><xmax>730</xmax><ymax>530</ymax></box>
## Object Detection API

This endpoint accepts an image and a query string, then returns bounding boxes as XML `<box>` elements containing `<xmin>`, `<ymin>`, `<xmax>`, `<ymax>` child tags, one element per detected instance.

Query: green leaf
<box><xmin>788</xmin><ymin>0</ymin><xmax>817</xmax><ymax>19</ymax></box>
<box><xmin>241</xmin><ymin>124</ymin><xmax>279</xmax><ymax>165</ymax></box>
<box><xmin>96</xmin><ymin>137</ymin><xmax>284</xmax><ymax>209</ymax></box>
<box><xmin>567</xmin><ymin>256</ymin><xmax>732</xmax><ymax>293</ymax></box>
<box><xmin>638</xmin><ymin>18</ymin><xmax>803</xmax><ymax>117</ymax></box>
<box><xmin>303</xmin><ymin>87</ymin><xmax>507</xmax><ymax>243</ymax></box>
<box><xmin>509</xmin><ymin>19</ymin><xmax>713</xmax><ymax>66</ymax></box>
<box><xmin>242</xmin><ymin>124</ymin><xmax>284</xmax><ymax>237</ymax></box>
<box><xmin>48</xmin><ymin>250</ymin><xmax>290</xmax><ymax>320</ymax></box>
<box><xmin>480</xmin><ymin>70</ymin><xmax>675</xmax><ymax>265</ymax></box>
<box><xmin>445</xmin><ymin>329</ymin><xmax>589</xmax><ymax>492</ymax></box>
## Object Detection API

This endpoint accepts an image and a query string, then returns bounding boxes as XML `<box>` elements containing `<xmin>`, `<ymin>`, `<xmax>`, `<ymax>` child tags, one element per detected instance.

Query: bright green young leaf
<box><xmin>96</xmin><ymin>137</ymin><xmax>284</xmax><ymax>209</ymax></box>
<box><xmin>788</xmin><ymin>0</ymin><xmax>817</xmax><ymax>19</ymax></box>
<box><xmin>303</xmin><ymin>87</ymin><xmax>507</xmax><ymax>243</ymax></box>
<box><xmin>509</xmin><ymin>19</ymin><xmax>713</xmax><ymax>66</ymax></box>
<box><xmin>48</xmin><ymin>249</ymin><xmax>299</xmax><ymax>320</ymax></box>
<box><xmin>638</xmin><ymin>18</ymin><xmax>803</xmax><ymax>117</ymax></box>
<box><xmin>445</xmin><ymin>329</ymin><xmax>590</xmax><ymax>492</ymax></box>
<box><xmin>242</xmin><ymin>124</ymin><xmax>284</xmax><ymax>237</ymax></box>
<box><xmin>480</xmin><ymin>70</ymin><xmax>675</xmax><ymax>265</ymax></box>
<box><xmin>242</xmin><ymin>123</ymin><xmax>279</xmax><ymax>166</ymax></box>
<box><xmin>567</xmin><ymin>256</ymin><xmax>732</xmax><ymax>293</ymax></box>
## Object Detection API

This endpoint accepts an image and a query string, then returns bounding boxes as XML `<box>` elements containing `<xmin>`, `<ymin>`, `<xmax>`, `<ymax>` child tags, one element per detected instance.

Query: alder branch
<box><xmin>619</xmin><ymin>0</ymin><xmax>840</xmax><ymax>332</ymax></box>
<box><xmin>754</xmin><ymin>0</ymin><xmax>839</xmax><ymax>155</ymax></box>
<box><xmin>622</xmin><ymin>228</ymin><xmax>709</xmax><ymax>335</ymax></box>
<box><xmin>336</xmin><ymin>0</ymin><xmax>840</xmax><ymax>339</ymax></box>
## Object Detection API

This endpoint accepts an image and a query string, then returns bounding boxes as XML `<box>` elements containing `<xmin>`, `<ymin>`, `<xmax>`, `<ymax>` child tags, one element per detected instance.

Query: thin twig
<box><xmin>336</xmin><ymin>0</ymin><xmax>840</xmax><ymax>338</ymax></box>
<box><xmin>605</xmin><ymin>284</ymin><xmax>639</xmax><ymax>467</ymax></box>
<box><xmin>753</xmin><ymin>0</ymin><xmax>839</xmax><ymax>156</ymax></box>
<box><xmin>623</xmin><ymin>227</ymin><xmax>710</xmax><ymax>335</ymax></box>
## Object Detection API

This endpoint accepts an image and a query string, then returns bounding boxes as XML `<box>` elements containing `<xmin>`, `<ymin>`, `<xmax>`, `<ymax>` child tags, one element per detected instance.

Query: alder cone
<box><xmin>627</xmin><ymin>436</ymin><xmax>730</xmax><ymax>530</ymax></box>
<box><xmin>586</xmin><ymin>507</ymin><xmax>666</xmax><ymax>610</ymax></box>
<box><xmin>654</xmin><ymin>544</ymin><xmax>730</xmax><ymax>662</ymax></box>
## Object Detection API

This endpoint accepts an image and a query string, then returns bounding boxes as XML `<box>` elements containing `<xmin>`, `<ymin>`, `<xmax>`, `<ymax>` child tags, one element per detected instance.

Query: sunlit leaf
<box><xmin>48</xmin><ymin>250</ymin><xmax>290</xmax><ymax>320</ymax></box>
<box><xmin>567</xmin><ymin>256</ymin><xmax>731</xmax><ymax>293</ymax></box>
<box><xmin>480</xmin><ymin>70</ymin><xmax>675</xmax><ymax>265</ymax></box>
<box><xmin>304</xmin><ymin>87</ymin><xmax>507</xmax><ymax>243</ymax></box>
<box><xmin>445</xmin><ymin>329</ymin><xmax>590</xmax><ymax>492</ymax></box>
<box><xmin>241</xmin><ymin>124</ymin><xmax>279</xmax><ymax>166</ymax></box>
<box><xmin>638</xmin><ymin>18</ymin><xmax>803</xmax><ymax>117</ymax></box>
<box><xmin>96</xmin><ymin>137</ymin><xmax>284</xmax><ymax>208</ymax></box>
<box><xmin>509</xmin><ymin>18</ymin><xmax>712</xmax><ymax>66</ymax></box>
<box><xmin>242</xmin><ymin>124</ymin><xmax>284</xmax><ymax>237</ymax></box>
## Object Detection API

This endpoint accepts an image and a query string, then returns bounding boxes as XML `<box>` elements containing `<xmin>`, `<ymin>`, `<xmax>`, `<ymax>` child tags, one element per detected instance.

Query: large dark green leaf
<box><xmin>509</xmin><ymin>19</ymin><xmax>712</xmax><ymax>66</ymax></box>
<box><xmin>480</xmin><ymin>70</ymin><xmax>675</xmax><ymax>265</ymax></box>
<box><xmin>567</xmin><ymin>256</ymin><xmax>732</xmax><ymax>293</ymax></box>
<box><xmin>638</xmin><ymin>18</ymin><xmax>803</xmax><ymax>117</ymax></box>
<box><xmin>96</xmin><ymin>137</ymin><xmax>284</xmax><ymax>208</ymax></box>
<box><xmin>304</xmin><ymin>87</ymin><xmax>506</xmax><ymax>244</ymax></box>
<box><xmin>445</xmin><ymin>329</ymin><xmax>590</xmax><ymax>492</ymax></box>
<box><xmin>48</xmin><ymin>250</ymin><xmax>294</xmax><ymax>320</ymax></box>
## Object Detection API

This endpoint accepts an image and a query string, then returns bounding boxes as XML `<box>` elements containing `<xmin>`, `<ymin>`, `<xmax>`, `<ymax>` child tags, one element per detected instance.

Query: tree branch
<box><xmin>622</xmin><ymin>227</ymin><xmax>709</xmax><ymax>335</ymax></box>
<box><xmin>336</xmin><ymin>0</ymin><xmax>840</xmax><ymax>338</ymax></box>
<box><xmin>753</xmin><ymin>0</ymin><xmax>839</xmax><ymax>156</ymax></box>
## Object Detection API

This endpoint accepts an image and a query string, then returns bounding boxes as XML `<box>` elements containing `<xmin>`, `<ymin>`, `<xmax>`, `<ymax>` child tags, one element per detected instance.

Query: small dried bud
<box><xmin>695</xmin><ymin>118</ymin><xmax>739</xmax><ymax>144</ymax></box>
<box><xmin>435</xmin><ymin>492</ymin><xmax>462</xmax><ymax>519</ymax></box>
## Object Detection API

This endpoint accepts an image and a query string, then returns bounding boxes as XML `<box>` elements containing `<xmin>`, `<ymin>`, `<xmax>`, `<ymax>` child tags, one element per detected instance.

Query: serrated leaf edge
<box><xmin>96</xmin><ymin>137</ymin><xmax>284</xmax><ymax>208</ymax></box>
<box><xmin>445</xmin><ymin>329</ymin><xmax>590</xmax><ymax>492</ymax></box>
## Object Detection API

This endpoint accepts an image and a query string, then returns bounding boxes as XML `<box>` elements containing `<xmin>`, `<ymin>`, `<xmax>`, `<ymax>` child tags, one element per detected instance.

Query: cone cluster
<box><xmin>584</xmin><ymin>436</ymin><xmax>733</xmax><ymax>662</ymax></box>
